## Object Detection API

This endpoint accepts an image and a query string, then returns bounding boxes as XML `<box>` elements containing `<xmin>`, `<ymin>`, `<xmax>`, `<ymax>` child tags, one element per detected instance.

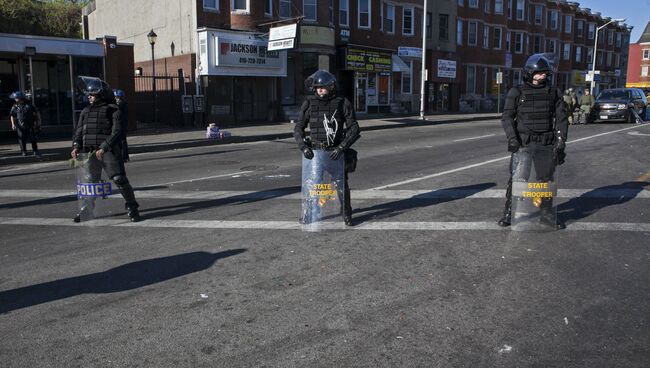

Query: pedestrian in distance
<box><xmin>9</xmin><ymin>91</ymin><xmax>41</xmax><ymax>157</ymax></box>
<box><xmin>114</xmin><ymin>89</ymin><xmax>130</xmax><ymax>162</ymax></box>
<box><xmin>498</xmin><ymin>53</ymin><xmax>569</xmax><ymax>230</ymax></box>
<box><xmin>578</xmin><ymin>89</ymin><xmax>595</xmax><ymax>125</ymax></box>
<box><xmin>294</xmin><ymin>70</ymin><xmax>360</xmax><ymax>226</ymax></box>
<box><xmin>72</xmin><ymin>77</ymin><xmax>140</xmax><ymax>223</ymax></box>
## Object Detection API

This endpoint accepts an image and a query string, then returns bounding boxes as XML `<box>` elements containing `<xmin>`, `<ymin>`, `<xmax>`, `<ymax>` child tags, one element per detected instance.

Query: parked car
<box><xmin>594</xmin><ymin>88</ymin><xmax>647</xmax><ymax>123</ymax></box>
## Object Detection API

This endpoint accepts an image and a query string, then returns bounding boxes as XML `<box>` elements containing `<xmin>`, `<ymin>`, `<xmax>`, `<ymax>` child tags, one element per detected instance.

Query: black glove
<box><xmin>507</xmin><ymin>138</ymin><xmax>521</xmax><ymax>153</ymax></box>
<box><xmin>301</xmin><ymin>146</ymin><xmax>314</xmax><ymax>160</ymax></box>
<box><xmin>555</xmin><ymin>148</ymin><xmax>566</xmax><ymax>165</ymax></box>
<box><xmin>329</xmin><ymin>146</ymin><xmax>344</xmax><ymax>160</ymax></box>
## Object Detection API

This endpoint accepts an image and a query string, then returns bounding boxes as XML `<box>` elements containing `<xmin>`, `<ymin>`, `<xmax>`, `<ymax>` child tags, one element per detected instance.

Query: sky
<box><xmin>578</xmin><ymin>0</ymin><xmax>650</xmax><ymax>43</ymax></box>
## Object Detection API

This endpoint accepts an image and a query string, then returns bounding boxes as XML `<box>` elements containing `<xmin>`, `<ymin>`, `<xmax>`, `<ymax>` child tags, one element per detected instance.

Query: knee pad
<box><xmin>112</xmin><ymin>175</ymin><xmax>130</xmax><ymax>187</ymax></box>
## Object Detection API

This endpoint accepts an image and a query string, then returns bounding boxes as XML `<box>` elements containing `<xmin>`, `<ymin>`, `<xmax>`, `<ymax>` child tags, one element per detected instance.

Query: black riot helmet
<box><xmin>76</xmin><ymin>76</ymin><xmax>114</xmax><ymax>101</ymax></box>
<box><xmin>523</xmin><ymin>53</ymin><xmax>557</xmax><ymax>82</ymax></box>
<box><xmin>305</xmin><ymin>70</ymin><xmax>337</xmax><ymax>93</ymax></box>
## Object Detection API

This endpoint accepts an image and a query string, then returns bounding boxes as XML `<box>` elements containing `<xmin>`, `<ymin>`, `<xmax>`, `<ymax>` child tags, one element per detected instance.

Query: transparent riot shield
<box><xmin>75</xmin><ymin>152</ymin><xmax>115</xmax><ymax>221</ymax></box>
<box><xmin>510</xmin><ymin>147</ymin><xmax>559</xmax><ymax>231</ymax></box>
<box><xmin>301</xmin><ymin>149</ymin><xmax>346</xmax><ymax>231</ymax></box>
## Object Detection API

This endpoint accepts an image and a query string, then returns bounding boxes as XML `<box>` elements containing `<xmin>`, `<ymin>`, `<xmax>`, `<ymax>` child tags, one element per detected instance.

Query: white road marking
<box><xmin>452</xmin><ymin>134</ymin><xmax>496</xmax><ymax>142</ymax></box>
<box><xmin>370</xmin><ymin>124</ymin><xmax>650</xmax><ymax>190</ymax></box>
<box><xmin>1</xmin><ymin>217</ymin><xmax>649</xmax><ymax>232</ymax></box>
<box><xmin>627</xmin><ymin>131</ymin><xmax>650</xmax><ymax>136</ymax></box>
<box><xmin>1</xmin><ymin>188</ymin><xmax>649</xmax><ymax>201</ymax></box>
<box><xmin>143</xmin><ymin>171</ymin><xmax>254</xmax><ymax>187</ymax></box>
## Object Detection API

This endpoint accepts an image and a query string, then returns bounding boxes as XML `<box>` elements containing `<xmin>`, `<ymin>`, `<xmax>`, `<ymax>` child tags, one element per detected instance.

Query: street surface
<box><xmin>1</xmin><ymin>118</ymin><xmax>649</xmax><ymax>367</ymax></box>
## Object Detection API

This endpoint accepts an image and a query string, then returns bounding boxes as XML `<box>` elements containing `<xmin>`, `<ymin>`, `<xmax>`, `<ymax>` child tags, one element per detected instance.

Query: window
<box><xmin>588</xmin><ymin>23</ymin><xmax>595</xmax><ymax>39</ymax></box>
<box><xmin>329</xmin><ymin>0</ymin><xmax>333</xmax><ymax>24</ymax></box>
<box><xmin>232</xmin><ymin>0</ymin><xmax>248</xmax><ymax>12</ymax></box>
<box><xmin>506</xmin><ymin>31</ymin><xmax>511</xmax><ymax>51</ymax></box>
<box><xmin>513</xmin><ymin>70</ymin><xmax>521</xmax><ymax>85</ymax></box>
<box><xmin>607</xmin><ymin>52</ymin><xmax>613</xmax><ymax>66</ymax></box>
<box><xmin>586</xmin><ymin>48</ymin><xmax>593</xmax><ymax>66</ymax></box>
<box><xmin>265</xmin><ymin>0</ymin><xmax>272</xmax><ymax>15</ymax></box>
<box><xmin>607</xmin><ymin>30</ymin><xmax>614</xmax><ymax>45</ymax></box>
<box><xmin>508</xmin><ymin>0</ymin><xmax>513</xmax><ymax>19</ymax></box>
<box><xmin>516</xmin><ymin>0</ymin><xmax>524</xmax><ymax>20</ymax></box>
<box><xmin>483</xmin><ymin>25</ymin><xmax>489</xmax><ymax>48</ymax></box>
<box><xmin>467</xmin><ymin>66</ymin><xmax>476</xmax><ymax>93</ymax></box>
<box><xmin>495</xmin><ymin>0</ymin><xmax>503</xmax><ymax>14</ymax></box>
<box><xmin>576</xmin><ymin>21</ymin><xmax>584</xmax><ymax>37</ymax></box>
<box><xmin>575</xmin><ymin>46</ymin><xmax>582</xmax><ymax>63</ymax></box>
<box><xmin>203</xmin><ymin>0</ymin><xmax>218</xmax><ymax>10</ymax></box>
<box><xmin>533</xmin><ymin>35</ymin><xmax>542</xmax><ymax>53</ymax></box>
<box><xmin>615</xmin><ymin>54</ymin><xmax>620</xmax><ymax>67</ymax></box>
<box><xmin>493</xmin><ymin>27</ymin><xmax>502</xmax><ymax>49</ymax></box>
<box><xmin>514</xmin><ymin>32</ymin><xmax>523</xmax><ymax>53</ymax></box>
<box><xmin>402</xmin><ymin>61</ymin><xmax>412</xmax><ymax>94</ymax></box>
<box><xmin>534</xmin><ymin>5</ymin><xmax>542</xmax><ymax>24</ymax></box>
<box><xmin>458</xmin><ymin>0</ymin><xmax>464</xmax><ymax>5</ymax></box>
<box><xmin>457</xmin><ymin>20</ymin><xmax>463</xmax><ymax>46</ymax></box>
<box><xmin>564</xmin><ymin>15</ymin><xmax>572</xmax><ymax>33</ymax></box>
<box><xmin>643</xmin><ymin>50</ymin><xmax>650</xmax><ymax>60</ymax></box>
<box><xmin>549</xmin><ymin>11</ymin><xmax>558</xmax><ymax>30</ymax></box>
<box><xmin>339</xmin><ymin>0</ymin><xmax>349</xmax><ymax>26</ymax></box>
<box><xmin>484</xmin><ymin>0</ymin><xmax>490</xmax><ymax>13</ymax></box>
<box><xmin>358</xmin><ymin>0</ymin><xmax>370</xmax><ymax>28</ymax></box>
<box><xmin>303</xmin><ymin>0</ymin><xmax>316</xmax><ymax>21</ymax></box>
<box><xmin>280</xmin><ymin>0</ymin><xmax>291</xmax><ymax>17</ymax></box>
<box><xmin>616</xmin><ymin>33</ymin><xmax>622</xmax><ymax>47</ymax></box>
<box><xmin>468</xmin><ymin>21</ymin><xmax>477</xmax><ymax>46</ymax></box>
<box><xmin>469</xmin><ymin>0</ymin><xmax>478</xmax><ymax>8</ymax></box>
<box><xmin>439</xmin><ymin>14</ymin><xmax>449</xmax><ymax>41</ymax></box>
<box><xmin>546</xmin><ymin>39</ymin><xmax>556</xmax><ymax>55</ymax></box>
<box><xmin>563</xmin><ymin>43</ymin><xmax>570</xmax><ymax>60</ymax></box>
<box><xmin>384</xmin><ymin>4</ymin><xmax>394</xmax><ymax>33</ymax></box>
<box><xmin>426</xmin><ymin>12</ymin><xmax>432</xmax><ymax>38</ymax></box>
<box><xmin>403</xmin><ymin>7</ymin><xmax>413</xmax><ymax>35</ymax></box>
<box><xmin>641</xmin><ymin>67</ymin><xmax>648</xmax><ymax>77</ymax></box>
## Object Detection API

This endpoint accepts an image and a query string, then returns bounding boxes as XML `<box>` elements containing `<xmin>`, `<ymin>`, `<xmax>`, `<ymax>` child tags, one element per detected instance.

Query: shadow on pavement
<box><xmin>353</xmin><ymin>182</ymin><xmax>496</xmax><ymax>223</ymax></box>
<box><xmin>557</xmin><ymin>181</ymin><xmax>649</xmax><ymax>223</ymax></box>
<box><xmin>0</xmin><ymin>249</ymin><xmax>246</xmax><ymax>314</ymax></box>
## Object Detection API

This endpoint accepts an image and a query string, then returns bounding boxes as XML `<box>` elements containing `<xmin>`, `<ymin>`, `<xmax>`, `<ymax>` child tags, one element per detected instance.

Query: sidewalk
<box><xmin>0</xmin><ymin>113</ymin><xmax>499</xmax><ymax>166</ymax></box>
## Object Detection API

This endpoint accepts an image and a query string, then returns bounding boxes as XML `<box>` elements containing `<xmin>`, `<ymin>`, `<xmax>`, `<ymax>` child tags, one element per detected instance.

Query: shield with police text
<box><xmin>75</xmin><ymin>152</ymin><xmax>116</xmax><ymax>222</ymax></box>
<box><xmin>301</xmin><ymin>149</ymin><xmax>346</xmax><ymax>231</ymax></box>
<box><xmin>510</xmin><ymin>147</ymin><xmax>559</xmax><ymax>231</ymax></box>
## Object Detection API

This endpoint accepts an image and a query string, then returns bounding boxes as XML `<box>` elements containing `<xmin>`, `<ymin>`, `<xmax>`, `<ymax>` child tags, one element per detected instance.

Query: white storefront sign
<box><xmin>437</xmin><ymin>59</ymin><xmax>457</xmax><ymax>79</ymax></box>
<box><xmin>397</xmin><ymin>46</ymin><xmax>423</xmax><ymax>58</ymax></box>
<box><xmin>268</xmin><ymin>38</ymin><xmax>295</xmax><ymax>51</ymax></box>
<box><xmin>269</xmin><ymin>24</ymin><xmax>297</xmax><ymax>41</ymax></box>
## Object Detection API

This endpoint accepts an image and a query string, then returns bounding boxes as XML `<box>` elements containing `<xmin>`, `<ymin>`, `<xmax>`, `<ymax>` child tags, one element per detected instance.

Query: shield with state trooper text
<box><xmin>301</xmin><ymin>149</ymin><xmax>346</xmax><ymax>231</ymax></box>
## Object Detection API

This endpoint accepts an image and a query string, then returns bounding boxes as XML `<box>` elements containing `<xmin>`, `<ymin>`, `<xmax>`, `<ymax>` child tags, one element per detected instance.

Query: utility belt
<box><xmin>520</xmin><ymin>131</ymin><xmax>555</xmax><ymax>145</ymax></box>
<box><xmin>311</xmin><ymin>141</ymin><xmax>338</xmax><ymax>151</ymax></box>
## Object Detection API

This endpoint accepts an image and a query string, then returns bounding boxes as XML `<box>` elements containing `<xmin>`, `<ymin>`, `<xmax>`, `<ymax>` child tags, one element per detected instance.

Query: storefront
<box><xmin>197</xmin><ymin>29</ymin><xmax>288</xmax><ymax>124</ymax></box>
<box><xmin>338</xmin><ymin>46</ymin><xmax>393</xmax><ymax>114</ymax></box>
<box><xmin>0</xmin><ymin>34</ymin><xmax>105</xmax><ymax>132</ymax></box>
<box><xmin>427</xmin><ymin>54</ymin><xmax>460</xmax><ymax>113</ymax></box>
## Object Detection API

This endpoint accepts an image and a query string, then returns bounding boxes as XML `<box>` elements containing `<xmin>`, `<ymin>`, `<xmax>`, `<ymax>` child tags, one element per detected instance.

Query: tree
<box><xmin>0</xmin><ymin>0</ymin><xmax>90</xmax><ymax>38</ymax></box>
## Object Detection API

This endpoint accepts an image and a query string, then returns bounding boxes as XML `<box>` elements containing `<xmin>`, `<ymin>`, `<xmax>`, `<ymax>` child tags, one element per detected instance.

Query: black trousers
<box><xmin>79</xmin><ymin>150</ymin><xmax>138</xmax><ymax>211</ymax></box>
<box><xmin>16</xmin><ymin>126</ymin><xmax>38</xmax><ymax>154</ymax></box>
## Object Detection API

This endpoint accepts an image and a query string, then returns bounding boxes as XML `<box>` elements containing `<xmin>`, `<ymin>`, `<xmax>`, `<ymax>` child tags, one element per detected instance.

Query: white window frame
<box><xmin>339</xmin><ymin>0</ymin><xmax>349</xmax><ymax>26</ymax></box>
<box><xmin>642</xmin><ymin>66</ymin><xmax>649</xmax><ymax>77</ymax></box>
<box><xmin>457</xmin><ymin>19</ymin><xmax>463</xmax><ymax>46</ymax></box>
<box><xmin>575</xmin><ymin>46</ymin><xmax>582</xmax><ymax>63</ymax></box>
<box><xmin>514</xmin><ymin>32</ymin><xmax>523</xmax><ymax>53</ymax></box>
<box><xmin>483</xmin><ymin>25</ymin><xmax>489</xmax><ymax>48</ymax></box>
<box><xmin>588</xmin><ymin>23</ymin><xmax>595</xmax><ymax>39</ymax></box>
<box><xmin>468</xmin><ymin>21</ymin><xmax>478</xmax><ymax>46</ymax></box>
<box><xmin>231</xmin><ymin>0</ymin><xmax>249</xmax><ymax>13</ymax></box>
<box><xmin>562</xmin><ymin>42</ymin><xmax>570</xmax><ymax>60</ymax></box>
<box><xmin>358</xmin><ymin>0</ymin><xmax>371</xmax><ymax>29</ymax></box>
<box><xmin>402</xmin><ymin>61</ymin><xmax>413</xmax><ymax>94</ymax></box>
<box><xmin>402</xmin><ymin>7</ymin><xmax>414</xmax><ymax>36</ymax></box>
<box><xmin>484</xmin><ymin>0</ymin><xmax>490</xmax><ymax>13</ymax></box>
<box><xmin>643</xmin><ymin>50</ymin><xmax>650</xmax><ymax>60</ymax></box>
<box><xmin>516</xmin><ymin>0</ymin><xmax>524</xmax><ymax>21</ymax></box>
<box><xmin>466</xmin><ymin>65</ymin><xmax>476</xmax><ymax>94</ymax></box>
<box><xmin>203</xmin><ymin>0</ymin><xmax>219</xmax><ymax>11</ymax></box>
<box><xmin>564</xmin><ymin>15</ymin><xmax>572</xmax><ymax>33</ymax></box>
<box><xmin>534</xmin><ymin>5</ymin><xmax>542</xmax><ymax>25</ymax></box>
<box><xmin>303</xmin><ymin>0</ymin><xmax>317</xmax><ymax>21</ymax></box>
<box><xmin>469</xmin><ymin>0</ymin><xmax>478</xmax><ymax>8</ymax></box>
<box><xmin>493</xmin><ymin>27</ymin><xmax>502</xmax><ymax>49</ymax></box>
<box><xmin>495</xmin><ymin>0</ymin><xmax>503</xmax><ymax>14</ymax></box>
<box><xmin>385</xmin><ymin>4</ymin><xmax>395</xmax><ymax>34</ymax></box>
<box><xmin>264</xmin><ymin>0</ymin><xmax>272</xmax><ymax>16</ymax></box>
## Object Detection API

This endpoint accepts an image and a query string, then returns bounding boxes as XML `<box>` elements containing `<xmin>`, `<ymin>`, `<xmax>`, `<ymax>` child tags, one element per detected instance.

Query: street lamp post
<box><xmin>419</xmin><ymin>0</ymin><xmax>428</xmax><ymax>120</ymax></box>
<box><xmin>590</xmin><ymin>18</ymin><xmax>625</xmax><ymax>96</ymax></box>
<box><xmin>147</xmin><ymin>29</ymin><xmax>158</xmax><ymax>128</ymax></box>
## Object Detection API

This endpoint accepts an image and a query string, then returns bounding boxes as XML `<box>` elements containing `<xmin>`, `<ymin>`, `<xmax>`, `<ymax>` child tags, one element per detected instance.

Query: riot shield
<box><xmin>75</xmin><ymin>152</ymin><xmax>115</xmax><ymax>222</ymax></box>
<box><xmin>301</xmin><ymin>149</ymin><xmax>346</xmax><ymax>231</ymax></box>
<box><xmin>510</xmin><ymin>147</ymin><xmax>559</xmax><ymax>231</ymax></box>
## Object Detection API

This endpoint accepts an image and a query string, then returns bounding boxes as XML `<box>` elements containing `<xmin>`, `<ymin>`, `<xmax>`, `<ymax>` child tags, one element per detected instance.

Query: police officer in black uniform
<box><xmin>114</xmin><ymin>89</ymin><xmax>130</xmax><ymax>162</ymax></box>
<box><xmin>9</xmin><ymin>91</ymin><xmax>41</xmax><ymax>157</ymax></box>
<box><xmin>72</xmin><ymin>77</ymin><xmax>140</xmax><ymax>222</ymax></box>
<box><xmin>498</xmin><ymin>54</ymin><xmax>568</xmax><ymax>229</ymax></box>
<box><xmin>294</xmin><ymin>70</ymin><xmax>360</xmax><ymax>226</ymax></box>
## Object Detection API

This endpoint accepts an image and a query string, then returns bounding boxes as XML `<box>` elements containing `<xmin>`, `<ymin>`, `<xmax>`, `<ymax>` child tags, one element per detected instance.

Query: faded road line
<box><xmin>1</xmin><ymin>217</ymin><xmax>649</xmax><ymax>232</ymax></box>
<box><xmin>452</xmin><ymin>134</ymin><xmax>496</xmax><ymax>142</ymax></box>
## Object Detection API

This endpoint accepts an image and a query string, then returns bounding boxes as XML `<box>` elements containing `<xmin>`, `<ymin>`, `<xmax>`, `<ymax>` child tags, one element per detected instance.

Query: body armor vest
<box><xmin>516</xmin><ymin>84</ymin><xmax>556</xmax><ymax>133</ymax></box>
<box><xmin>12</xmin><ymin>104</ymin><xmax>37</xmax><ymax>127</ymax></box>
<box><xmin>308</xmin><ymin>95</ymin><xmax>346</xmax><ymax>147</ymax></box>
<box><xmin>81</xmin><ymin>102</ymin><xmax>117</xmax><ymax>148</ymax></box>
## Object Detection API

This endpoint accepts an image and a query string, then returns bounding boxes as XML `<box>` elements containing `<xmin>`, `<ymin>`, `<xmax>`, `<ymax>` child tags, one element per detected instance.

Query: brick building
<box><xmin>626</xmin><ymin>21</ymin><xmax>650</xmax><ymax>90</ymax></box>
<box><xmin>456</xmin><ymin>0</ymin><xmax>631</xmax><ymax>111</ymax></box>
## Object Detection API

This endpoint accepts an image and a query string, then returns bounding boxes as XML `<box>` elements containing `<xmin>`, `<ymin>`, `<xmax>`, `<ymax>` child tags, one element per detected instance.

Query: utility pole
<box><xmin>419</xmin><ymin>0</ymin><xmax>428</xmax><ymax>120</ymax></box>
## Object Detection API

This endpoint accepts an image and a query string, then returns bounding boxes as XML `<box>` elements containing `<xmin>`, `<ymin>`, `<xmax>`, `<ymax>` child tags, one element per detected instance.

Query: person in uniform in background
<box><xmin>10</xmin><ymin>91</ymin><xmax>41</xmax><ymax>157</ymax></box>
<box><xmin>114</xmin><ymin>89</ymin><xmax>130</xmax><ymax>162</ymax></box>
<box><xmin>577</xmin><ymin>89</ymin><xmax>595</xmax><ymax>125</ymax></box>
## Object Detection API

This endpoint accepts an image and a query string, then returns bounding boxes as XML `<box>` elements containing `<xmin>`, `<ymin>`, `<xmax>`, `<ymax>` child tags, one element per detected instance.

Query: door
<box><xmin>355</xmin><ymin>73</ymin><xmax>367</xmax><ymax>113</ymax></box>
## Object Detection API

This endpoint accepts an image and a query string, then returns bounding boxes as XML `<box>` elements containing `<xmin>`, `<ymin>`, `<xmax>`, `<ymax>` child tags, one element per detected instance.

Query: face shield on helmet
<box><xmin>76</xmin><ymin>76</ymin><xmax>113</xmax><ymax>100</ymax></box>
<box><xmin>304</xmin><ymin>70</ymin><xmax>337</xmax><ymax>93</ymax></box>
<box><xmin>523</xmin><ymin>53</ymin><xmax>558</xmax><ymax>82</ymax></box>
<box><xmin>10</xmin><ymin>91</ymin><xmax>26</xmax><ymax>100</ymax></box>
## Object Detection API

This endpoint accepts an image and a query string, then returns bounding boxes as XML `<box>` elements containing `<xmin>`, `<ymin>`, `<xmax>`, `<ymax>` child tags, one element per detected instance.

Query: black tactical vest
<box><xmin>81</xmin><ymin>102</ymin><xmax>117</xmax><ymax>148</ymax></box>
<box><xmin>516</xmin><ymin>83</ymin><xmax>556</xmax><ymax>133</ymax></box>
<box><xmin>307</xmin><ymin>95</ymin><xmax>346</xmax><ymax>147</ymax></box>
<box><xmin>12</xmin><ymin>103</ymin><xmax>37</xmax><ymax>127</ymax></box>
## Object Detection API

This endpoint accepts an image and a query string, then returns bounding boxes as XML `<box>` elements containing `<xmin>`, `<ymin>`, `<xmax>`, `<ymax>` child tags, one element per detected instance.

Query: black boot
<box><xmin>73</xmin><ymin>206</ymin><xmax>94</xmax><ymax>223</ymax></box>
<box><xmin>498</xmin><ymin>210</ymin><xmax>511</xmax><ymax>227</ymax></box>
<box><xmin>127</xmin><ymin>206</ymin><xmax>141</xmax><ymax>222</ymax></box>
<box><xmin>343</xmin><ymin>211</ymin><xmax>353</xmax><ymax>226</ymax></box>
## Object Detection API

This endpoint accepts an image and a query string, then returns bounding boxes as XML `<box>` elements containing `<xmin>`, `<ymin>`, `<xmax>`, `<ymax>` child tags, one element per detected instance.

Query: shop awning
<box><xmin>392</xmin><ymin>55</ymin><xmax>410</xmax><ymax>72</ymax></box>
<box><xmin>0</xmin><ymin>33</ymin><xmax>104</xmax><ymax>57</ymax></box>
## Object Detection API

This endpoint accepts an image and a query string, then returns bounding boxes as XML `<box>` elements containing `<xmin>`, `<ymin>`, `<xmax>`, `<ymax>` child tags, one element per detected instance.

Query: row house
<box><xmin>626</xmin><ymin>21</ymin><xmax>650</xmax><ymax>90</ymax></box>
<box><xmin>84</xmin><ymin>0</ymin><xmax>459</xmax><ymax>126</ymax></box>
<box><xmin>456</xmin><ymin>0</ymin><xmax>631</xmax><ymax>111</ymax></box>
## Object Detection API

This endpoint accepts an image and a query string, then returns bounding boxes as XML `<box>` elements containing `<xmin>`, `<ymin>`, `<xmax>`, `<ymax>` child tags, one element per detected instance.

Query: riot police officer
<box><xmin>294</xmin><ymin>70</ymin><xmax>360</xmax><ymax>226</ymax></box>
<box><xmin>71</xmin><ymin>77</ymin><xmax>140</xmax><ymax>222</ymax></box>
<box><xmin>9</xmin><ymin>91</ymin><xmax>41</xmax><ymax>157</ymax></box>
<box><xmin>114</xmin><ymin>89</ymin><xmax>130</xmax><ymax>161</ymax></box>
<box><xmin>498</xmin><ymin>54</ymin><xmax>568</xmax><ymax>229</ymax></box>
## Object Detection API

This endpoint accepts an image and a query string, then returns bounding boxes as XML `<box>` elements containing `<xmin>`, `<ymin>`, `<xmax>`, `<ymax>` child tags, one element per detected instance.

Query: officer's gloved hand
<box><xmin>301</xmin><ymin>146</ymin><xmax>314</xmax><ymax>160</ymax></box>
<box><xmin>555</xmin><ymin>149</ymin><xmax>566</xmax><ymax>165</ymax></box>
<box><xmin>329</xmin><ymin>146</ymin><xmax>344</xmax><ymax>160</ymax></box>
<box><xmin>507</xmin><ymin>138</ymin><xmax>521</xmax><ymax>153</ymax></box>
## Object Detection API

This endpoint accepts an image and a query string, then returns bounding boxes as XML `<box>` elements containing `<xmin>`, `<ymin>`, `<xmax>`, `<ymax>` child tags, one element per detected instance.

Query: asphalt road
<box><xmin>1</xmin><ymin>118</ymin><xmax>649</xmax><ymax>367</ymax></box>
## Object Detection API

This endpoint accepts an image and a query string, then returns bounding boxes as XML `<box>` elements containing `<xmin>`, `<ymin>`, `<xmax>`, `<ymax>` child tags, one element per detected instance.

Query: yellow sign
<box><xmin>300</xmin><ymin>26</ymin><xmax>335</xmax><ymax>47</ymax></box>
<box><xmin>572</xmin><ymin>71</ymin><xmax>586</xmax><ymax>85</ymax></box>
<box><xmin>626</xmin><ymin>82</ymin><xmax>650</xmax><ymax>88</ymax></box>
